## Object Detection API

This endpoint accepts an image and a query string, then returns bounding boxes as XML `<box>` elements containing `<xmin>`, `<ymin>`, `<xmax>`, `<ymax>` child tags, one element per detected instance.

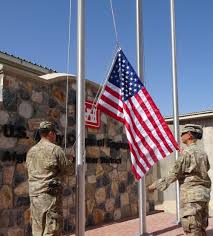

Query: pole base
<box><xmin>172</xmin><ymin>220</ymin><xmax>181</xmax><ymax>226</ymax></box>
<box><xmin>135</xmin><ymin>233</ymin><xmax>153</xmax><ymax>236</ymax></box>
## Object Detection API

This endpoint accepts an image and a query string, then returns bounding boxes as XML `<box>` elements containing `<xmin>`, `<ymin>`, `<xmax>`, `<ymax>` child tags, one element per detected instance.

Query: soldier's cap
<box><xmin>39</xmin><ymin>121</ymin><xmax>61</xmax><ymax>135</ymax></box>
<box><xmin>180</xmin><ymin>124</ymin><xmax>203</xmax><ymax>136</ymax></box>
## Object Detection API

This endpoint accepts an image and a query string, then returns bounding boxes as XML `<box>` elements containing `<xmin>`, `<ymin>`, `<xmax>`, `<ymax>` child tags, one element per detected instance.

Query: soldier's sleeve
<box><xmin>152</xmin><ymin>156</ymin><xmax>184</xmax><ymax>191</ymax></box>
<box><xmin>54</xmin><ymin>146</ymin><xmax>74</xmax><ymax>175</ymax></box>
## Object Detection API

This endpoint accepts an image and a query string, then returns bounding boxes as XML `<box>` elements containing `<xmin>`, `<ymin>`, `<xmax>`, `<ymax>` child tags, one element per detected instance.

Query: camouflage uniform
<box><xmin>152</xmin><ymin>124</ymin><xmax>211</xmax><ymax>236</ymax></box>
<box><xmin>26</xmin><ymin>122</ymin><xmax>74</xmax><ymax>236</ymax></box>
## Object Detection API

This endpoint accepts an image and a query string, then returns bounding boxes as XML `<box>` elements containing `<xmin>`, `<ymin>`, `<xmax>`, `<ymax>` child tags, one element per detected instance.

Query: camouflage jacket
<box><xmin>26</xmin><ymin>139</ymin><xmax>74</xmax><ymax>196</ymax></box>
<box><xmin>153</xmin><ymin>143</ymin><xmax>211</xmax><ymax>203</ymax></box>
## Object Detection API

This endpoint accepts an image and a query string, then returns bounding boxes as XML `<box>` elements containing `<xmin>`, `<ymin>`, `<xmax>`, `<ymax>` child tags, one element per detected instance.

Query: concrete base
<box><xmin>135</xmin><ymin>233</ymin><xmax>153</xmax><ymax>236</ymax></box>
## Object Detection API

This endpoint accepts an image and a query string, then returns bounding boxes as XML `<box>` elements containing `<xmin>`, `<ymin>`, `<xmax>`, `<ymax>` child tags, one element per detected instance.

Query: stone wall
<box><xmin>0</xmin><ymin>67</ymin><xmax>156</xmax><ymax>235</ymax></box>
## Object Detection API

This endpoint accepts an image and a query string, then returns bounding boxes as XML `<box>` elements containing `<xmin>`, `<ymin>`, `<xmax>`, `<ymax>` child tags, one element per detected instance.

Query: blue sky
<box><xmin>1</xmin><ymin>0</ymin><xmax>212</xmax><ymax>116</ymax></box>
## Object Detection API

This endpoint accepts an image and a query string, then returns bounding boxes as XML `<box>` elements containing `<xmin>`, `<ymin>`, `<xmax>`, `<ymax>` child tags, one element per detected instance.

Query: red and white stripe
<box><xmin>98</xmin><ymin>81</ymin><xmax>179</xmax><ymax>180</ymax></box>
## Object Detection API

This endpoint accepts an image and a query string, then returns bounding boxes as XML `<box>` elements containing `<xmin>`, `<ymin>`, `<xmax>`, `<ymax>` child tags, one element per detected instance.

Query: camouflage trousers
<box><xmin>30</xmin><ymin>193</ymin><xmax>63</xmax><ymax>236</ymax></box>
<box><xmin>180</xmin><ymin>201</ymin><xmax>209</xmax><ymax>236</ymax></box>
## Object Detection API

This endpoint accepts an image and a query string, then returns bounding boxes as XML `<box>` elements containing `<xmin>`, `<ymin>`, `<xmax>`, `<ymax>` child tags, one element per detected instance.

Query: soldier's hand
<box><xmin>67</xmin><ymin>154</ymin><xmax>74</xmax><ymax>162</ymax></box>
<box><xmin>147</xmin><ymin>184</ymin><xmax>156</xmax><ymax>192</ymax></box>
<box><xmin>179</xmin><ymin>147</ymin><xmax>184</xmax><ymax>155</ymax></box>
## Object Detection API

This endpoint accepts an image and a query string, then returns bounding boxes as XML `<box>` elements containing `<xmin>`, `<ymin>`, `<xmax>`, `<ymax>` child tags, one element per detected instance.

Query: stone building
<box><xmin>0</xmin><ymin>52</ymin><xmax>157</xmax><ymax>235</ymax></box>
<box><xmin>1</xmin><ymin>51</ymin><xmax>212</xmax><ymax>235</ymax></box>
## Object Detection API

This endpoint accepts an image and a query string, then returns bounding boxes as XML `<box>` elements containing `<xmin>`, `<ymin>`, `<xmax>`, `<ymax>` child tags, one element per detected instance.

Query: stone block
<box><xmin>63</xmin><ymin>188</ymin><xmax>72</xmax><ymax>197</ymax></box>
<box><xmin>15</xmin><ymin>196</ymin><xmax>30</xmax><ymax>207</ymax></box>
<box><xmin>113</xmin><ymin>208</ymin><xmax>121</xmax><ymax>221</ymax></box>
<box><xmin>28</xmin><ymin>118</ymin><xmax>44</xmax><ymax>131</ymax></box>
<box><xmin>118</xmin><ymin>182</ymin><xmax>126</xmax><ymax>193</ymax></box>
<box><xmin>114</xmin><ymin>196</ymin><xmax>120</xmax><ymax>208</ymax></box>
<box><xmin>108</xmin><ymin>169</ymin><xmax>119</xmax><ymax>181</ymax></box>
<box><xmin>120</xmin><ymin>192</ymin><xmax>129</xmax><ymax>207</ymax></box>
<box><xmin>95</xmin><ymin>187</ymin><xmax>106</xmax><ymax>204</ymax></box>
<box><xmin>104</xmin><ymin>212</ymin><xmax>113</xmax><ymax>222</ymax></box>
<box><xmin>48</xmin><ymin>108</ymin><xmax>60</xmax><ymax>121</ymax></box>
<box><xmin>86</xmin><ymin>214</ymin><xmax>94</xmax><ymax>226</ymax></box>
<box><xmin>0</xmin><ymin>135</ymin><xmax>17</xmax><ymax>149</ymax></box>
<box><xmin>24</xmin><ymin>208</ymin><xmax>31</xmax><ymax>224</ymax></box>
<box><xmin>129</xmin><ymin>191</ymin><xmax>138</xmax><ymax>204</ymax></box>
<box><xmin>15</xmin><ymin>163</ymin><xmax>27</xmax><ymax>176</ymax></box>
<box><xmin>96</xmin><ymin>164</ymin><xmax>104</xmax><ymax>177</ymax></box>
<box><xmin>0</xmin><ymin>185</ymin><xmax>13</xmax><ymax>209</ymax></box>
<box><xmin>118</xmin><ymin>171</ymin><xmax>128</xmax><ymax>182</ymax></box>
<box><xmin>86</xmin><ymin>146</ymin><xmax>100</xmax><ymax>158</ymax></box>
<box><xmin>127</xmin><ymin>159</ymin><xmax>132</xmax><ymax>171</ymax></box>
<box><xmin>101</xmin><ymin>163</ymin><xmax>113</xmax><ymax>173</ymax></box>
<box><xmin>63</xmin><ymin>196</ymin><xmax>75</xmax><ymax>208</ymax></box>
<box><xmin>48</xmin><ymin>98</ymin><xmax>57</xmax><ymax>108</ymax></box>
<box><xmin>18</xmin><ymin>101</ymin><xmax>33</xmax><ymax>119</ymax></box>
<box><xmin>19</xmin><ymin>88</ymin><xmax>30</xmax><ymax>100</ymax></box>
<box><xmin>25</xmin><ymin>223</ymin><xmax>32</xmax><ymax>236</ymax></box>
<box><xmin>101</xmin><ymin>113</ymin><xmax>107</xmax><ymax>124</ymax></box>
<box><xmin>68</xmin><ymin>176</ymin><xmax>76</xmax><ymax>186</ymax></box>
<box><xmin>13</xmin><ymin>174</ymin><xmax>26</xmax><ymax>187</ymax></box>
<box><xmin>111</xmin><ymin>181</ymin><xmax>118</xmax><ymax>197</ymax></box>
<box><xmin>0</xmin><ymin>111</ymin><xmax>9</xmax><ymax>125</ymax></box>
<box><xmin>8</xmin><ymin>210</ymin><xmax>15</xmax><ymax>227</ymax></box>
<box><xmin>17</xmin><ymin>137</ymin><xmax>35</xmax><ymax>146</ymax></box>
<box><xmin>8</xmin><ymin>228</ymin><xmax>24</xmax><ymax>236</ymax></box>
<box><xmin>31</xmin><ymin>90</ymin><xmax>43</xmax><ymax>103</ymax></box>
<box><xmin>121</xmin><ymin>205</ymin><xmax>131</xmax><ymax>218</ymax></box>
<box><xmin>3</xmin><ymin>166</ymin><xmax>15</xmax><ymax>185</ymax></box>
<box><xmin>86</xmin><ymin>163</ymin><xmax>96</xmax><ymax>176</ymax></box>
<box><xmin>127</xmin><ymin>172</ymin><xmax>135</xmax><ymax>185</ymax></box>
<box><xmin>131</xmin><ymin>203</ymin><xmax>138</xmax><ymax>216</ymax></box>
<box><xmin>92</xmin><ymin>208</ymin><xmax>104</xmax><ymax>225</ymax></box>
<box><xmin>52</xmin><ymin>88</ymin><xmax>65</xmax><ymax>104</ymax></box>
<box><xmin>68</xmin><ymin>105</ymin><xmax>75</xmax><ymax>117</ymax></box>
<box><xmin>113</xmin><ymin>135</ymin><xmax>122</xmax><ymax>142</ymax></box>
<box><xmin>14</xmin><ymin>181</ymin><xmax>29</xmax><ymax>196</ymax></box>
<box><xmin>86</xmin><ymin>184</ymin><xmax>96</xmax><ymax>200</ymax></box>
<box><xmin>3</xmin><ymin>89</ymin><xmax>17</xmax><ymax>111</ymax></box>
<box><xmin>120</xmin><ymin>148</ymin><xmax>128</xmax><ymax>158</ymax></box>
<box><xmin>16</xmin><ymin>209</ymin><xmax>24</xmax><ymax>226</ymax></box>
<box><xmin>96</xmin><ymin>174</ymin><xmax>110</xmax><ymax>188</ymax></box>
<box><xmin>87</xmin><ymin>175</ymin><xmax>96</xmax><ymax>184</ymax></box>
<box><xmin>87</xmin><ymin>199</ymin><xmax>95</xmax><ymax>214</ymax></box>
<box><xmin>105</xmin><ymin>198</ymin><xmax>115</xmax><ymax>212</ymax></box>
<box><xmin>100</xmin><ymin>147</ymin><xmax>110</xmax><ymax>157</ymax></box>
<box><xmin>87</xmin><ymin>127</ymin><xmax>99</xmax><ymax>134</ymax></box>
<box><xmin>117</xmin><ymin>159</ymin><xmax>127</xmax><ymax>171</ymax></box>
<box><xmin>0</xmin><ymin>210</ymin><xmax>9</xmax><ymax>227</ymax></box>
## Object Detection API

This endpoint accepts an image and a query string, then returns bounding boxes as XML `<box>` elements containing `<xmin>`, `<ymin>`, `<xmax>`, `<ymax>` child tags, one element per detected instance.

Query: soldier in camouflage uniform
<box><xmin>26</xmin><ymin>121</ymin><xmax>74</xmax><ymax>236</ymax></box>
<box><xmin>148</xmin><ymin>124</ymin><xmax>211</xmax><ymax>236</ymax></box>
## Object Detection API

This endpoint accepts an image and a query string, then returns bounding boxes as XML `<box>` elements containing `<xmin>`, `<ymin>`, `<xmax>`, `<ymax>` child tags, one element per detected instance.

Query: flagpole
<box><xmin>136</xmin><ymin>1</ymin><xmax>150</xmax><ymax>236</ymax></box>
<box><xmin>170</xmin><ymin>0</ymin><xmax>180</xmax><ymax>224</ymax></box>
<box><xmin>76</xmin><ymin>0</ymin><xmax>85</xmax><ymax>235</ymax></box>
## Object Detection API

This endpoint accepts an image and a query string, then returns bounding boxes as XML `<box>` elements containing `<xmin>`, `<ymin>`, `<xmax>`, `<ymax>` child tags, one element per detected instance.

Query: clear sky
<box><xmin>1</xmin><ymin>0</ymin><xmax>212</xmax><ymax>116</ymax></box>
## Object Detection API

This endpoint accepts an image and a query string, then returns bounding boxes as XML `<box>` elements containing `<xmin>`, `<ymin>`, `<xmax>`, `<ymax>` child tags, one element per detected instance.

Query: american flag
<box><xmin>97</xmin><ymin>48</ymin><xmax>179</xmax><ymax>180</ymax></box>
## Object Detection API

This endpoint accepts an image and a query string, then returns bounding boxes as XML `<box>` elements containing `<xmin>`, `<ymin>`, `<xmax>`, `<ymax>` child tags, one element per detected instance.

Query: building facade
<box><xmin>0</xmin><ymin>52</ymin><xmax>157</xmax><ymax>235</ymax></box>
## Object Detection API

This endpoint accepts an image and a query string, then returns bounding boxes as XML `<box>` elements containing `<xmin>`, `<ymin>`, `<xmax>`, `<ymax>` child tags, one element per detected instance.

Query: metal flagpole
<box><xmin>136</xmin><ymin>1</ymin><xmax>151</xmax><ymax>236</ymax></box>
<box><xmin>76</xmin><ymin>0</ymin><xmax>85</xmax><ymax>235</ymax></box>
<box><xmin>170</xmin><ymin>0</ymin><xmax>180</xmax><ymax>224</ymax></box>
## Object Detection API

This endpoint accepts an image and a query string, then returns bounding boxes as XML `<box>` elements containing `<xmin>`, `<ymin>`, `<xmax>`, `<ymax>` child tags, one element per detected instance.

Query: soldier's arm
<box><xmin>55</xmin><ymin>147</ymin><xmax>74</xmax><ymax>175</ymax></box>
<box><xmin>149</xmin><ymin>156</ymin><xmax>184</xmax><ymax>191</ymax></box>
